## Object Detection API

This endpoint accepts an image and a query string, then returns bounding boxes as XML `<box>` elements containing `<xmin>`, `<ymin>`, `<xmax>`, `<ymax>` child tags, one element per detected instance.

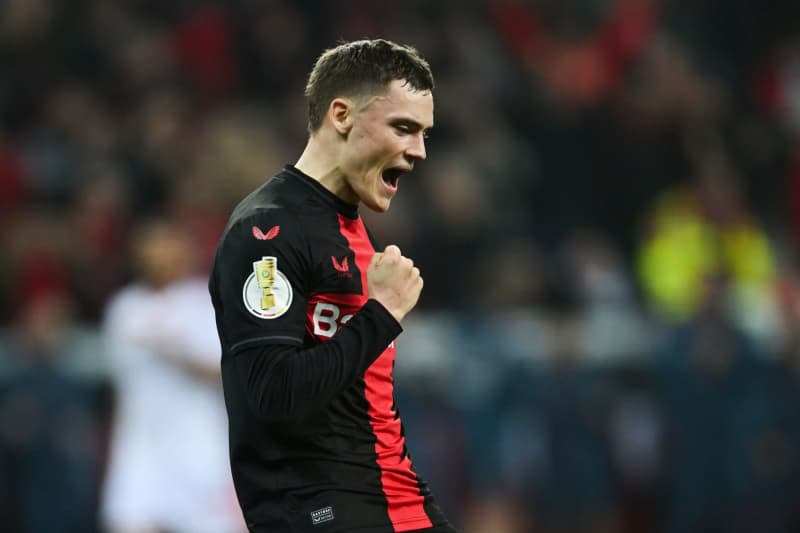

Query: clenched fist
<box><xmin>367</xmin><ymin>245</ymin><xmax>423</xmax><ymax>323</ymax></box>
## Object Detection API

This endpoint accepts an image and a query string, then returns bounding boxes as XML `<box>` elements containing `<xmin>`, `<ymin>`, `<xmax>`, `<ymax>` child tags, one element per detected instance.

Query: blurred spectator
<box><xmin>534</xmin><ymin>310</ymin><xmax>617</xmax><ymax>533</ymax></box>
<box><xmin>605</xmin><ymin>366</ymin><xmax>663</xmax><ymax>533</ymax></box>
<box><xmin>100</xmin><ymin>218</ymin><xmax>243</xmax><ymax>533</ymax></box>
<box><xmin>488</xmin><ymin>0</ymin><xmax>658</xmax><ymax>109</ymax></box>
<box><xmin>69</xmin><ymin>172</ymin><xmax>131</xmax><ymax>322</ymax></box>
<box><xmin>654</xmin><ymin>272</ymin><xmax>775</xmax><ymax>533</ymax></box>
<box><xmin>636</xmin><ymin>148</ymin><xmax>780</xmax><ymax>350</ymax></box>
<box><xmin>1</xmin><ymin>210</ymin><xmax>72</xmax><ymax>323</ymax></box>
<box><xmin>0</xmin><ymin>290</ymin><xmax>101</xmax><ymax>533</ymax></box>
<box><xmin>560</xmin><ymin>229</ymin><xmax>651</xmax><ymax>364</ymax></box>
<box><xmin>0</xmin><ymin>138</ymin><xmax>28</xmax><ymax>217</ymax></box>
<box><xmin>172</xmin><ymin>5</ymin><xmax>239</xmax><ymax>102</ymax></box>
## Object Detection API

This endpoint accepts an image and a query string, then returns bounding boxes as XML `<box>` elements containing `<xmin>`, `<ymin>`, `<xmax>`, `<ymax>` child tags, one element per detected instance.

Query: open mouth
<box><xmin>381</xmin><ymin>167</ymin><xmax>406</xmax><ymax>189</ymax></box>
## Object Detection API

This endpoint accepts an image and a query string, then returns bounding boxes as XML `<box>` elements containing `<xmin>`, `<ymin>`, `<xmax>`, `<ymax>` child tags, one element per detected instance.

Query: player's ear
<box><xmin>329</xmin><ymin>98</ymin><xmax>354</xmax><ymax>135</ymax></box>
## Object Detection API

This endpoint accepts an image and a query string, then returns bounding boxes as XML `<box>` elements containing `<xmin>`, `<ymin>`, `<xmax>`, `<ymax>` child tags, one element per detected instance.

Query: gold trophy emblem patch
<box><xmin>243</xmin><ymin>256</ymin><xmax>293</xmax><ymax>319</ymax></box>
<box><xmin>254</xmin><ymin>257</ymin><xmax>276</xmax><ymax>309</ymax></box>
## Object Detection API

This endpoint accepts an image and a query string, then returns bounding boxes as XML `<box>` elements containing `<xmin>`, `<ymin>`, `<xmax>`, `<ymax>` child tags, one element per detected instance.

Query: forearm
<box><xmin>234</xmin><ymin>299</ymin><xmax>401</xmax><ymax>422</ymax></box>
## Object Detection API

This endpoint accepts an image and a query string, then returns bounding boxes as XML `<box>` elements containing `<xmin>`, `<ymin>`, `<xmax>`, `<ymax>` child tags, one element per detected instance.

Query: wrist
<box><xmin>366</xmin><ymin>298</ymin><xmax>404</xmax><ymax>326</ymax></box>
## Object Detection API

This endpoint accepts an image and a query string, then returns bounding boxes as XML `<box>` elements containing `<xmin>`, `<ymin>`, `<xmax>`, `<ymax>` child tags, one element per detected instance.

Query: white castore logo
<box><xmin>310</xmin><ymin>505</ymin><xmax>334</xmax><ymax>525</ymax></box>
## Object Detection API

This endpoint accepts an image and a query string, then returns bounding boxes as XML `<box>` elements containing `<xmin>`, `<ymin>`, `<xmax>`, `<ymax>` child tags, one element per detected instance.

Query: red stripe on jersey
<box><xmin>337</xmin><ymin>214</ymin><xmax>432</xmax><ymax>532</ymax></box>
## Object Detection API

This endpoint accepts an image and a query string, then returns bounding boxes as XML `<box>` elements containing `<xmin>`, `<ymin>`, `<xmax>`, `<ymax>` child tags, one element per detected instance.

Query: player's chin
<box><xmin>364</xmin><ymin>195</ymin><xmax>393</xmax><ymax>213</ymax></box>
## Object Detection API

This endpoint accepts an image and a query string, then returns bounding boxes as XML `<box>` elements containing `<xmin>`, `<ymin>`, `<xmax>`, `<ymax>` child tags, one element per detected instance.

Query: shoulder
<box><xmin>211</xmin><ymin>196</ymin><xmax>315</xmax><ymax>292</ymax></box>
<box><xmin>219</xmin><ymin>206</ymin><xmax>308</xmax><ymax>261</ymax></box>
<box><xmin>221</xmin><ymin>173</ymin><xmax>315</xmax><ymax>246</ymax></box>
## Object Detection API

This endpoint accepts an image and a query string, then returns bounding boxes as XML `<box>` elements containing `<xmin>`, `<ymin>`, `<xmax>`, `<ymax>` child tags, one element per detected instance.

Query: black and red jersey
<box><xmin>209</xmin><ymin>166</ymin><xmax>450</xmax><ymax>532</ymax></box>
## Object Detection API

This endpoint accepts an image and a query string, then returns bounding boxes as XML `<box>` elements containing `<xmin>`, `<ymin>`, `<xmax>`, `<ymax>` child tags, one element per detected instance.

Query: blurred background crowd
<box><xmin>2</xmin><ymin>0</ymin><xmax>800</xmax><ymax>532</ymax></box>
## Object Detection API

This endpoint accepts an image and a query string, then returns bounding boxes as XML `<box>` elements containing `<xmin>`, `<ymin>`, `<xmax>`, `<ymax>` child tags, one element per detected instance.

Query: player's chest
<box><xmin>307</xmin><ymin>215</ymin><xmax>375</xmax><ymax>294</ymax></box>
<box><xmin>305</xmin><ymin>216</ymin><xmax>376</xmax><ymax>339</ymax></box>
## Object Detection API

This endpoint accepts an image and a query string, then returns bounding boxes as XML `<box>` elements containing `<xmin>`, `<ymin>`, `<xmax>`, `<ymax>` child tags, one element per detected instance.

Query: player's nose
<box><xmin>405</xmin><ymin>133</ymin><xmax>426</xmax><ymax>161</ymax></box>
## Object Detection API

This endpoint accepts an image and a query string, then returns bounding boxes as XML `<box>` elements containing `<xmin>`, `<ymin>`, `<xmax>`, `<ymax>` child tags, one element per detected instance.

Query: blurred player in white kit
<box><xmin>100</xmin><ymin>218</ymin><xmax>244</xmax><ymax>533</ymax></box>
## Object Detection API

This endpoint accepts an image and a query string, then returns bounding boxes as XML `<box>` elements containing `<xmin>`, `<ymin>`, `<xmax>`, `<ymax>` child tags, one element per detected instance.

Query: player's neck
<box><xmin>295</xmin><ymin>136</ymin><xmax>357</xmax><ymax>205</ymax></box>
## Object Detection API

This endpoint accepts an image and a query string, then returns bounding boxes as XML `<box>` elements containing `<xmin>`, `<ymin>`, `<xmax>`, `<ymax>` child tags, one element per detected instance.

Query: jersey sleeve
<box><xmin>231</xmin><ymin>299</ymin><xmax>402</xmax><ymax>421</ymax></box>
<box><xmin>210</xmin><ymin>209</ymin><xmax>310</xmax><ymax>354</ymax></box>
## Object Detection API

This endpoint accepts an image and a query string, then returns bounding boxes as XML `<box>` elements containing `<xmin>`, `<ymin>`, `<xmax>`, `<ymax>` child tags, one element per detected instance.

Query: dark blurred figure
<box><xmin>0</xmin><ymin>290</ymin><xmax>102</xmax><ymax>533</ymax></box>
<box><xmin>654</xmin><ymin>271</ymin><xmax>795</xmax><ymax>533</ymax></box>
<box><xmin>536</xmin><ymin>310</ymin><xmax>617</xmax><ymax>533</ymax></box>
<box><xmin>605</xmin><ymin>365</ymin><xmax>663</xmax><ymax>533</ymax></box>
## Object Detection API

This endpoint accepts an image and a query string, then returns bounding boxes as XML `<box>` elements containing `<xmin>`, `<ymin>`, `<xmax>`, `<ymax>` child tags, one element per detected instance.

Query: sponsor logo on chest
<box><xmin>311</xmin><ymin>301</ymin><xmax>354</xmax><ymax>338</ymax></box>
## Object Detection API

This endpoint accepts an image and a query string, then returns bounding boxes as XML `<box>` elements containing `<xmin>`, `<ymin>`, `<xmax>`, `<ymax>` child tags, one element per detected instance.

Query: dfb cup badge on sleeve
<box><xmin>242</xmin><ymin>256</ymin><xmax>293</xmax><ymax>319</ymax></box>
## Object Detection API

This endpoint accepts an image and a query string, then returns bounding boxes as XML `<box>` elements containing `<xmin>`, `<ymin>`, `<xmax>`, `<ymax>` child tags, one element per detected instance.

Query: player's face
<box><xmin>341</xmin><ymin>79</ymin><xmax>433</xmax><ymax>212</ymax></box>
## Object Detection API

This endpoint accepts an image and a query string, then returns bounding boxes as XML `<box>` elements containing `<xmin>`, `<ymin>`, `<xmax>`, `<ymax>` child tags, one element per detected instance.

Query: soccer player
<box><xmin>208</xmin><ymin>39</ymin><xmax>457</xmax><ymax>532</ymax></box>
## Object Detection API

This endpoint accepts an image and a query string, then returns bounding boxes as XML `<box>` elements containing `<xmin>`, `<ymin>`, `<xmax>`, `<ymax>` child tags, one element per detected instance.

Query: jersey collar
<box><xmin>284</xmin><ymin>165</ymin><xmax>360</xmax><ymax>219</ymax></box>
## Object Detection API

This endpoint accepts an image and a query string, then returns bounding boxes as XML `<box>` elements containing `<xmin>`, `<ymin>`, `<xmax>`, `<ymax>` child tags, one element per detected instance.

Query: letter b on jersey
<box><xmin>313</xmin><ymin>303</ymin><xmax>340</xmax><ymax>337</ymax></box>
<box><xmin>312</xmin><ymin>302</ymin><xmax>353</xmax><ymax>338</ymax></box>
